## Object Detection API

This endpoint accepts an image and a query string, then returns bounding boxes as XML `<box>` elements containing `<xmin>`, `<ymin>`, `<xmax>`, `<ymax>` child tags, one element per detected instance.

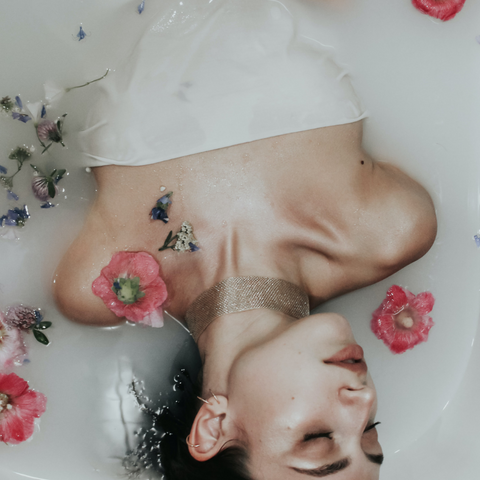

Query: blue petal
<box><xmin>474</xmin><ymin>234</ymin><xmax>480</xmax><ymax>248</ymax></box>
<box><xmin>138</xmin><ymin>0</ymin><xmax>145</xmax><ymax>14</ymax></box>
<box><xmin>12</xmin><ymin>112</ymin><xmax>31</xmax><ymax>123</ymax></box>
<box><xmin>7</xmin><ymin>190</ymin><xmax>19</xmax><ymax>201</ymax></box>
<box><xmin>4</xmin><ymin>219</ymin><xmax>17</xmax><ymax>226</ymax></box>
<box><xmin>40</xmin><ymin>202</ymin><xmax>55</xmax><ymax>209</ymax></box>
<box><xmin>189</xmin><ymin>242</ymin><xmax>200</xmax><ymax>252</ymax></box>
<box><xmin>7</xmin><ymin>209</ymin><xmax>19</xmax><ymax>220</ymax></box>
<box><xmin>15</xmin><ymin>95</ymin><xmax>23</xmax><ymax>109</ymax></box>
<box><xmin>0</xmin><ymin>165</ymin><xmax>7</xmax><ymax>174</ymax></box>
<box><xmin>77</xmin><ymin>26</ymin><xmax>86</xmax><ymax>41</ymax></box>
<box><xmin>34</xmin><ymin>310</ymin><xmax>44</xmax><ymax>323</ymax></box>
<box><xmin>41</xmin><ymin>105</ymin><xmax>47</xmax><ymax>118</ymax></box>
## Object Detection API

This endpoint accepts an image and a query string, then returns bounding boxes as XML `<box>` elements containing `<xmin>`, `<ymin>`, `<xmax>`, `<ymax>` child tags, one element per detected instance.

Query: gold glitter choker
<box><xmin>185</xmin><ymin>276</ymin><xmax>310</xmax><ymax>342</ymax></box>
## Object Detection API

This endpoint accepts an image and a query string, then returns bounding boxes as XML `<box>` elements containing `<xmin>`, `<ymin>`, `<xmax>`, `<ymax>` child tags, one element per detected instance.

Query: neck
<box><xmin>197</xmin><ymin>309</ymin><xmax>296</xmax><ymax>397</ymax></box>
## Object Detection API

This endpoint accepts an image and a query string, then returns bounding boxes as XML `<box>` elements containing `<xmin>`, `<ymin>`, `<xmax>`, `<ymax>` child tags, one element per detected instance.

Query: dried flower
<box><xmin>174</xmin><ymin>221</ymin><xmax>199</xmax><ymax>252</ymax></box>
<box><xmin>0</xmin><ymin>372</ymin><xmax>47</xmax><ymax>444</ymax></box>
<box><xmin>36</xmin><ymin>119</ymin><xmax>63</xmax><ymax>144</ymax></box>
<box><xmin>411</xmin><ymin>0</ymin><xmax>466</xmax><ymax>21</ymax></box>
<box><xmin>0</xmin><ymin>96</ymin><xmax>14</xmax><ymax>114</ymax></box>
<box><xmin>371</xmin><ymin>285</ymin><xmax>435</xmax><ymax>354</ymax></box>
<box><xmin>0</xmin><ymin>206</ymin><xmax>30</xmax><ymax>228</ymax></box>
<box><xmin>77</xmin><ymin>25</ymin><xmax>86</xmax><ymax>41</ymax></box>
<box><xmin>0</xmin><ymin>313</ymin><xmax>27</xmax><ymax>371</ymax></box>
<box><xmin>4</xmin><ymin>306</ymin><xmax>38</xmax><ymax>330</ymax></box>
<box><xmin>151</xmin><ymin>192</ymin><xmax>173</xmax><ymax>223</ymax></box>
<box><xmin>138</xmin><ymin>0</ymin><xmax>145</xmax><ymax>14</ymax></box>
<box><xmin>8</xmin><ymin>146</ymin><xmax>31</xmax><ymax>167</ymax></box>
<box><xmin>92</xmin><ymin>251</ymin><xmax>168</xmax><ymax>327</ymax></box>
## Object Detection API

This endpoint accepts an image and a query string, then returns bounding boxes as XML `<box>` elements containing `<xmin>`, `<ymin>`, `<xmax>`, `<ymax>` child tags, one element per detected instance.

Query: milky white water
<box><xmin>1</xmin><ymin>1</ymin><xmax>479</xmax><ymax>479</ymax></box>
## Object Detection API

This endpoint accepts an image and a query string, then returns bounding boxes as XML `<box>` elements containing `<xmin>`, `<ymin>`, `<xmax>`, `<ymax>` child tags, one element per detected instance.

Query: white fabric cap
<box><xmin>78</xmin><ymin>0</ymin><xmax>367</xmax><ymax>167</ymax></box>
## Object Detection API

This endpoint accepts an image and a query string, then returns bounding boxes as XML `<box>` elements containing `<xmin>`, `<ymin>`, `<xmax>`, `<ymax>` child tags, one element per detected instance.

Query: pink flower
<box><xmin>0</xmin><ymin>313</ymin><xmax>27</xmax><ymax>372</ymax></box>
<box><xmin>371</xmin><ymin>285</ymin><xmax>435</xmax><ymax>354</ymax></box>
<box><xmin>411</xmin><ymin>0</ymin><xmax>466</xmax><ymax>21</ymax></box>
<box><xmin>92</xmin><ymin>251</ymin><xmax>168</xmax><ymax>327</ymax></box>
<box><xmin>36</xmin><ymin>119</ymin><xmax>62</xmax><ymax>143</ymax></box>
<box><xmin>0</xmin><ymin>372</ymin><xmax>47</xmax><ymax>444</ymax></box>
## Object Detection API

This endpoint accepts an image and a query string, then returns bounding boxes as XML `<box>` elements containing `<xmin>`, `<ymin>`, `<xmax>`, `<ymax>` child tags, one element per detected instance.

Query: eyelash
<box><xmin>304</xmin><ymin>421</ymin><xmax>381</xmax><ymax>442</ymax></box>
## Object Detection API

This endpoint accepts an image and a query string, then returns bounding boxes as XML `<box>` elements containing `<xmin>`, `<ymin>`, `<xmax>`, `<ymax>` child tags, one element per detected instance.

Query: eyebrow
<box><xmin>289</xmin><ymin>452</ymin><xmax>384</xmax><ymax>477</ymax></box>
<box><xmin>290</xmin><ymin>458</ymin><xmax>351</xmax><ymax>477</ymax></box>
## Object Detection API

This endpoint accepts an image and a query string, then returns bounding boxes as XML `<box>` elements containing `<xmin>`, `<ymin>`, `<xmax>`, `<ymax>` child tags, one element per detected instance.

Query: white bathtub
<box><xmin>1</xmin><ymin>0</ymin><xmax>479</xmax><ymax>478</ymax></box>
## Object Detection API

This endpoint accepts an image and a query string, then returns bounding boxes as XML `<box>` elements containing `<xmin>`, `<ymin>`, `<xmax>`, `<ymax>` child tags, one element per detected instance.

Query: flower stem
<box><xmin>66</xmin><ymin>69</ymin><xmax>110</xmax><ymax>92</ymax></box>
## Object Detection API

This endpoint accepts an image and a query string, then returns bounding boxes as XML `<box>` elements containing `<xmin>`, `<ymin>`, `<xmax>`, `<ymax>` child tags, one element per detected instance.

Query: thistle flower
<box><xmin>0</xmin><ymin>313</ymin><xmax>27</xmax><ymax>371</ymax></box>
<box><xmin>31</xmin><ymin>166</ymin><xmax>66</xmax><ymax>201</ymax></box>
<box><xmin>36</xmin><ymin>119</ymin><xmax>64</xmax><ymax>145</ymax></box>
<box><xmin>3</xmin><ymin>305</ymin><xmax>39</xmax><ymax>330</ymax></box>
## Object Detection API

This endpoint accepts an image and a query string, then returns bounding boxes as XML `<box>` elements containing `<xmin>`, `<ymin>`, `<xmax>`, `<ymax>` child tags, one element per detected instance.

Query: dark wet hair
<box><xmin>123</xmin><ymin>342</ymin><xmax>251</xmax><ymax>480</ymax></box>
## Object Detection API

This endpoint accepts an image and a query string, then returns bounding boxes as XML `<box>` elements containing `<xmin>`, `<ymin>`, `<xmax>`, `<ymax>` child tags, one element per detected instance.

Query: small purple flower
<box><xmin>4</xmin><ymin>206</ymin><xmax>30</xmax><ymax>227</ymax></box>
<box><xmin>77</xmin><ymin>26</ymin><xmax>86</xmax><ymax>41</ymax></box>
<box><xmin>41</xmin><ymin>105</ymin><xmax>47</xmax><ymax>119</ymax></box>
<box><xmin>40</xmin><ymin>202</ymin><xmax>55</xmax><ymax>209</ymax></box>
<box><xmin>150</xmin><ymin>192</ymin><xmax>173</xmax><ymax>223</ymax></box>
<box><xmin>12</xmin><ymin>112</ymin><xmax>31</xmax><ymax>123</ymax></box>
<box><xmin>0</xmin><ymin>165</ymin><xmax>7</xmax><ymax>175</ymax></box>
<box><xmin>138</xmin><ymin>0</ymin><xmax>145</xmax><ymax>14</ymax></box>
<box><xmin>7</xmin><ymin>191</ymin><xmax>19</xmax><ymax>201</ymax></box>
<box><xmin>189</xmin><ymin>242</ymin><xmax>200</xmax><ymax>252</ymax></box>
<box><xmin>474</xmin><ymin>234</ymin><xmax>480</xmax><ymax>248</ymax></box>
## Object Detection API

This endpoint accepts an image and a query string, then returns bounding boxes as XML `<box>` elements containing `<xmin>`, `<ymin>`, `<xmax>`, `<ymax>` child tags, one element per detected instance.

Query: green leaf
<box><xmin>30</xmin><ymin>164</ymin><xmax>40</xmax><ymax>173</ymax></box>
<box><xmin>47</xmin><ymin>181</ymin><xmax>56</xmax><ymax>198</ymax></box>
<box><xmin>49</xmin><ymin>169</ymin><xmax>57</xmax><ymax>177</ymax></box>
<box><xmin>33</xmin><ymin>329</ymin><xmax>50</xmax><ymax>345</ymax></box>
<box><xmin>34</xmin><ymin>321</ymin><xmax>52</xmax><ymax>330</ymax></box>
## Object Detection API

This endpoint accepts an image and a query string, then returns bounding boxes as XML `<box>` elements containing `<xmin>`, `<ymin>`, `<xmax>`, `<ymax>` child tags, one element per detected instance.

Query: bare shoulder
<box><xmin>364</xmin><ymin>159</ymin><xmax>437</xmax><ymax>269</ymax></box>
<box><xmin>53</xmin><ymin>206</ymin><xmax>124</xmax><ymax>326</ymax></box>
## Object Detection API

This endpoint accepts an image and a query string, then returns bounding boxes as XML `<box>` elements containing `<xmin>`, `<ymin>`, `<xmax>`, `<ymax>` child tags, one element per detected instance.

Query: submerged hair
<box><xmin>123</xmin><ymin>366</ymin><xmax>251</xmax><ymax>480</ymax></box>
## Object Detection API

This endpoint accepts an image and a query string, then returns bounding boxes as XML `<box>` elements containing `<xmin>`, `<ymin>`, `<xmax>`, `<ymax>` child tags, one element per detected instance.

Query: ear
<box><xmin>187</xmin><ymin>394</ymin><xmax>236</xmax><ymax>461</ymax></box>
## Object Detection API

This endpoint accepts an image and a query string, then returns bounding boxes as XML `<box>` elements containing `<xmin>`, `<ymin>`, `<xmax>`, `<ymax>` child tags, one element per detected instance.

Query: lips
<box><xmin>324</xmin><ymin>344</ymin><xmax>367</xmax><ymax>374</ymax></box>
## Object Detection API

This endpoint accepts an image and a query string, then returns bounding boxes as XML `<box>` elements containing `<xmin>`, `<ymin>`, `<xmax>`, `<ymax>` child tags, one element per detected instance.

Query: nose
<box><xmin>338</xmin><ymin>385</ymin><xmax>376</xmax><ymax>411</ymax></box>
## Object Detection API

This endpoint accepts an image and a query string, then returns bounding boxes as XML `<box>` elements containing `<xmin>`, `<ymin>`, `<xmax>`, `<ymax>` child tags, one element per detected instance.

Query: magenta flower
<box><xmin>412</xmin><ymin>0</ymin><xmax>466</xmax><ymax>21</ymax></box>
<box><xmin>0</xmin><ymin>372</ymin><xmax>47</xmax><ymax>444</ymax></box>
<box><xmin>92</xmin><ymin>251</ymin><xmax>168</xmax><ymax>327</ymax></box>
<box><xmin>0</xmin><ymin>313</ymin><xmax>27</xmax><ymax>371</ymax></box>
<box><xmin>371</xmin><ymin>285</ymin><xmax>435</xmax><ymax>354</ymax></box>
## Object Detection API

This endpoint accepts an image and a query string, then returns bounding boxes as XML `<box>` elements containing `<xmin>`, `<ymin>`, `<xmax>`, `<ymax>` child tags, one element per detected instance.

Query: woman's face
<box><xmin>227</xmin><ymin>313</ymin><xmax>383</xmax><ymax>479</ymax></box>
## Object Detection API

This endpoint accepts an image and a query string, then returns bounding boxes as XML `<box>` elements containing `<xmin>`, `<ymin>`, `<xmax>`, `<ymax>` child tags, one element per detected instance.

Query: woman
<box><xmin>53</xmin><ymin>0</ymin><xmax>437</xmax><ymax>478</ymax></box>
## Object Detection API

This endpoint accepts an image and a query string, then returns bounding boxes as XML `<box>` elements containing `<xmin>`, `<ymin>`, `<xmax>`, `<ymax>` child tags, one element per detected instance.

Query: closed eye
<box><xmin>303</xmin><ymin>422</ymin><xmax>380</xmax><ymax>442</ymax></box>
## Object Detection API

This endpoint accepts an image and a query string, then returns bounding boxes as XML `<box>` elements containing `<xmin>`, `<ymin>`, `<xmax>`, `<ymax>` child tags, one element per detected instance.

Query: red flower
<box><xmin>412</xmin><ymin>0</ymin><xmax>466</xmax><ymax>21</ymax></box>
<box><xmin>0</xmin><ymin>372</ymin><xmax>47</xmax><ymax>444</ymax></box>
<box><xmin>371</xmin><ymin>285</ymin><xmax>435</xmax><ymax>354</ymax></box>
<box><xmin>92</xmin><ymin>251</ymin><xmax>168</xmax><ymax>327</ymax></box>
